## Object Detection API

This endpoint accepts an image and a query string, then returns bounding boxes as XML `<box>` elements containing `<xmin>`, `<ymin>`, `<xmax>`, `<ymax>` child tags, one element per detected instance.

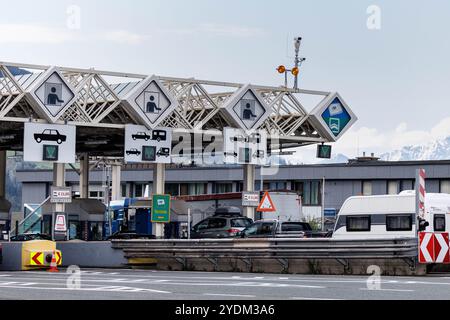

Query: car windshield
<box><xmin>207</xmin><ymin>218</ymin><xmax>226</xmax><ymax>229</ymax></box>
<box><xmin>231</xmin><ymin>218</ymin><xmax>252</xmax><ymax>227</ymax></box>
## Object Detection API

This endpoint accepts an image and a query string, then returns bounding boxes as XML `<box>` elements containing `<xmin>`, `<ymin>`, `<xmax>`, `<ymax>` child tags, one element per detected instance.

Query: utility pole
<box><xmin>293</xmin><ymin>37</ymin><xmax>306</xmax><ymax>90</ymax></box>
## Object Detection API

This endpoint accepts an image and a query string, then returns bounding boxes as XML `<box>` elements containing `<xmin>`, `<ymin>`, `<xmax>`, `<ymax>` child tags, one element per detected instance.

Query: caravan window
<box><xmin>434</xmin><ymin>214</ymin><xmax>446</xmax><ymax>232</ymax></box>
<box><xmin>346</xmin><ymin>216</ymin><xmax>371</xmax><ymax>232</ymax></box>
<box><xmin>386</xmin><ymin>215</ymin><xmax>412</xmax><ymax>231</ymax></box>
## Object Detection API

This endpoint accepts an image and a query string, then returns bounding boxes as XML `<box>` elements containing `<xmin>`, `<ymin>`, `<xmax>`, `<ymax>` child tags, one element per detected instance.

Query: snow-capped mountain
<box><xmin>381</xmin><ymin>136</ymin><xmax>450</xmax><ymax>161</ymax></box>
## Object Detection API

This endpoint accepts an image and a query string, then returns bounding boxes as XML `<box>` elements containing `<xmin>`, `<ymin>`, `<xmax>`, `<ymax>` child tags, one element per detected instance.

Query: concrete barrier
<box><xmin>56</xmin><ymin>241</ymin><xmax>128</xmax><ymax>268</ymax></box>
<box><xmin>0</xmin><ymin>240</ymin><xmax>61</xmax><ymax>271</ymax></box>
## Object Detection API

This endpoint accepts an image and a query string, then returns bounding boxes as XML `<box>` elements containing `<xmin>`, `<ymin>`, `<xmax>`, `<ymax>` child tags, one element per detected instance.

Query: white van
<box><xmin>332</xmin><ymin>191</ymin><xmax>450</xmax><ymax>240</ymax></box>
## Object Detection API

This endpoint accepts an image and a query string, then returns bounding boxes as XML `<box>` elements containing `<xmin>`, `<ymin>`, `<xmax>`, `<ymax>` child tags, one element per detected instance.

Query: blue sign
<box><xmin>324</xmin><ymin>208</ymin><xmax>337</xmax><ymax>217</ymax></box>
<box><xmin>321</xmin><ymin>97</ymin><xmax>352</xmax><ymax>137</ymax></box>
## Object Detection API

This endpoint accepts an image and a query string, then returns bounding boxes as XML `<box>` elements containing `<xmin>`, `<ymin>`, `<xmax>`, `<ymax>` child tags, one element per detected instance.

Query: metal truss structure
<box><xmin>0</xmin><ymin>61</ymin><xmax>334</xmax><ymax>150</ymax></box>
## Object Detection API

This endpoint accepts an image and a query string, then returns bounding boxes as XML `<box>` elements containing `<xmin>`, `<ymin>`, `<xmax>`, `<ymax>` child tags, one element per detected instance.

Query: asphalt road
<box><xmin>0</xmin><ymin>268</ymin><xmax>448</xmax><ymax>300</ymax></box>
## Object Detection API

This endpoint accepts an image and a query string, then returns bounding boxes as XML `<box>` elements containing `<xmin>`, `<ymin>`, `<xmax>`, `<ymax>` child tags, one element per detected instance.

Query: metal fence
<box><xmin>112</xmin><ymin>237</ymin><xmax>418</xmax><ymax>271</ymax></box>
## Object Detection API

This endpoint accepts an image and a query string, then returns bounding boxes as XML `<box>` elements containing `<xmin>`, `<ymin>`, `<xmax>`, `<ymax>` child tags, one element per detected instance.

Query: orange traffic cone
<box><xmin>47</xmin><ymin>250</ymin><xmax>59</xmax><ymax>273</ymax></box>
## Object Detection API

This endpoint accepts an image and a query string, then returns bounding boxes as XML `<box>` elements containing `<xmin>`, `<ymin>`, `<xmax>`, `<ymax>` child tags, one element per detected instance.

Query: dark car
<box><xmin>34</xmin><ymin>129</ymin><xmax>67</xmax><ymax>144</ymax></box>
<box><xmin>191</xmin><ymin>215</ymin><xmax>253</xmax><ymax>238</ymax></box>
<box><xmin>240</xmin><ymin>220</ymin><xmax>313</xmax><ymax>238</ymax></box>
<box><xmin>106</xmin><ymin>232</ymin><xmax>156</xmax><ymax>240</ymax></box>
<box><xmin>10</xmin><ymin>233</ymin><xmax>52</xmax><ymax>241</ymax></box>
<box><xmin>126</xmin><ymin>148</ymin><xmax>141</xmax><ymax>155</ymax></box>
<box><xmin>157</xmin><ymin>147</ymin><xmax>170</xmax><ymax>157</ymax></box>
<box><xmin>132</xmin><ymin>132</ymin><xmax>151</xmax><ymax>141</ymax></box>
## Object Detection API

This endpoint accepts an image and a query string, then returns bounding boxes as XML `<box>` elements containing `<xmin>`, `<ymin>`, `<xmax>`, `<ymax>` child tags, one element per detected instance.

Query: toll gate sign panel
<box><xmin>122</xmin><ymin>75</ymin><xmax>178</xmax><ymax>130</ymax></box>
<box><xmin>23</xmin><ymin>123</ymin><xmax>76</xmax><ymax>163</ymax></box>
<box><xmin>124</xmin><ymin>124</ymin><xmax>172</xmax><ymax>164</ymax></box>
<box><xmin>221</xmin><ymin>84</ymin><xmax>271</xmax><ymax>132</ymax></box>
<box><xmin>26</xmin><ymin>67</ymin><xmax>77</xmax><ymax>123</ymax></box>
<box><xmin>223</xmin><ymin>127</ymin><xmax>267</xmax><ymax>165</ymax></box>
<box><xmin>309</xmin><ymin>92</ymin><xmax>357</xmax><ymax>142</ymax></box>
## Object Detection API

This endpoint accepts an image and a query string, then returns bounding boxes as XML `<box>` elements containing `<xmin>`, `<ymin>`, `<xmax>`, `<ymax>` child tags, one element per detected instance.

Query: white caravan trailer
<box><xmin>332</xmin><ymin>191</ymin><xmax>450</xmax><ymax>240</ymax></box>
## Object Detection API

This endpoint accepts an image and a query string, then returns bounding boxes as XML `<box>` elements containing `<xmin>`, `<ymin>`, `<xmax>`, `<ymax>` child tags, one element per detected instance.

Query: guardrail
<box><xmin>112</xmin><ymin>237</ymin><xmax>419</xmax><ymax>273</ymax></box>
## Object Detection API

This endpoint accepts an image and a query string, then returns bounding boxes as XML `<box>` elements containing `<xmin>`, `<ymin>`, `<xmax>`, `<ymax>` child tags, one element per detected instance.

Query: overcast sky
<box><xmin>1</xmin><ymin>0</ymin><xmax>449</xmax><ymax>161</ymax></box>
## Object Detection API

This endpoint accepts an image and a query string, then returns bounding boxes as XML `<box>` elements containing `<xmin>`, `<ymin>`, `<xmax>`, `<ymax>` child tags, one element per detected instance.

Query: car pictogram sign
<box><xmin>257</xmin><ymin>191</ymin><xmax>276</xmax><ymax>212</ymax></box>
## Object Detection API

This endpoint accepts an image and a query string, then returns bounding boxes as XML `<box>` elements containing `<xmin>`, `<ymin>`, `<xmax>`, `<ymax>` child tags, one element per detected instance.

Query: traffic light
<box><xmin>277</xmin><ymin>65</ymin><xmax>286</xmax><ymax>74</ymax></box>
<box><xmin>291</xmin><ymin>67</ymin><xmax>299</xmax><ymax>76</ymax></box>
<box><xmin>418</xmin><ymin>217</ymin><xmax>429</xmax><ymax>232</ymax></box>
<box><xmin>43</xmin><ymin>145</ymin><xmax>59</xmax><ymax>161</ymax></box>
<box><xmin>142</xmin><ymin>146</ymin><xmax>156</xmax><ymax>161</ymax></box>
<box><xmin>317</xmin><ymin>144</ymin><xmax>332</xmax><ymax>159</ymax></box>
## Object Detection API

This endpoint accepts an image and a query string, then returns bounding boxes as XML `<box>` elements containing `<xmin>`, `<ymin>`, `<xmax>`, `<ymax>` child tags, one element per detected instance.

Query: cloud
<box><xmin>0</xmin><ymin>24</ymin><xmax>73</xmax><ymax>44</ymax></box>
<box><xmin>156</xmin><ymin>24</ymin><xmax>266</xmax><ymax>38</ymax></box>
<box><xmin>284</xmin><ymin>116</ymin><xmax>450</xmax><ymax>164</ymax></box>
<box><xmin>103</xmin><ymin>30</ymin><xmax>148</xmax><ymax>45</ymax></box>
<box><xmin>197</xmin><ymin>24</ymin><xmax>266</xmax><ymax>38</ymax></box>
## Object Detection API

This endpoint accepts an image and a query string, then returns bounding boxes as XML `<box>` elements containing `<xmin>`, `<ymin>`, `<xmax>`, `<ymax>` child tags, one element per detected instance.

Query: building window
<box><xmin>362</xmin><ymin>181</ymin><xmax>372</xmax><ymax>196</ymax></box>
<box><xmin>121</xmin><ymin>184</ymin><xmax>127</xmax><ymax>198</ymax></box>
<box><xmin>188</xmin><ymin>183</ymin><xmax>206</xmax><ymax>195</ymax></box>
<box><xmin>165</xmin><ymin>183</ymin><xmax>180</xmax><ymax>196</ymax></box>
<box><xmin>387</xmin><ymin>181</ymin><xmax>399</xmax><ymax>195</ymax></box>
<box><xmin>400</xmin><ymin>180</ymin><xmax>414</xmax><ymax>192</ymax></box>
<box><xmin>89</xmin><ymin>191</ymin><xmax>104</xmax><ymax>200</ymax></box>
<box><xmin>134</xmin><ymin>184</ymin><xmax>144</xmax><ymax>197</ymax></box>
<box><xmin>268</xmin><ymin>182</ymin><xmax>286</xmax><ymax>190</ymax></box>
<box><xmin>214</xmin><ymin>183</ymin><xmax>232</xmax><ymax>194</ymax></box>
<box><xmin>295</xmin><ymin>181</ymin><xmax>320</xmax><ymax>206</ymax></box>
<box><xmin>386</xmin><ymin>215</ymin><xmax>412</xmax><ymax>231</ymax></box>
<box><xmin>346</xmin><ymin>216</ymin><xmax>371</xmax><ymax>232</ymax></box>
<box><xmin>440</xmin><ymin>180</ymin><xmax>450</xmax><ymax>194</ymax></box>
<box><xmin>434</xmin><ymin>214</ymin><xmax>446</xmax><ymax>232</ymax></box>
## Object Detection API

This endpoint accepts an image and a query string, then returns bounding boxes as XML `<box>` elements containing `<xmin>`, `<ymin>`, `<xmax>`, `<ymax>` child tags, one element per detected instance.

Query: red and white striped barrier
<box><xmin>418</xmin><ymin>168</ymin><xmax>426</xmax><ymax>218</ymax></box>
<box><xmin>419</xmin><ymin>232</ymin><xmax>450</xmax><ymax>264</ymax></box>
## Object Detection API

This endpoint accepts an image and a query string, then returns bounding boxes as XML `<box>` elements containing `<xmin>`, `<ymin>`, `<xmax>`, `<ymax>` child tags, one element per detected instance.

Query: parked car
<box><xmin>239</xmin><ymin>219</ymin><xmax>320</xmax><ymax>238</ymax></box>
<box><xmin>34</xmin><ymin>129</ymin><xmax>67</xmax><ymax>144</ymax></box>
<box><xmin>191</xmin><ymin>215</ymin><xmax>253</xmax><ymax>238</ymax></box>
<box><xmin>106</xmin><ymin>232</ymin><xmax>156</xmax><ymax>240</ymax></box>
<box><xmin>10</xmin><ymin>233</ymin><xmax>52</xmax><ymax>241</ymax></box>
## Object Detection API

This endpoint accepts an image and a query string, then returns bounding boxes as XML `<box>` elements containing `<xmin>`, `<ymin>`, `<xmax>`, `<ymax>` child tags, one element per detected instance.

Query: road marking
<box><xmin>0</xmin><ymin>284</ymin><xmax>171</xmax><ymax>294</ymax></box>
<box><xmin>291</xmin><ymin>297</ymin><xmax>342</xmax><ymax>300</ymax></box>
<box><xmin>203</xmin><ymin>293</ymin><xmax>256</xmax><ymax>298</ymax></box>
<box><xmin>360</xmin><ymin>288</ymin><xmax>414</xmax><ymax>292</ymax></box>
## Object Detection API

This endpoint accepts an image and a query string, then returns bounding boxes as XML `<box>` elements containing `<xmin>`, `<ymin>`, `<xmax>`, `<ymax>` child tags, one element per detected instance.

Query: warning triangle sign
<box><xmin>257</xmin><ymin>191</ymin><xmax>276</xmax><ymax>212</ymax></box>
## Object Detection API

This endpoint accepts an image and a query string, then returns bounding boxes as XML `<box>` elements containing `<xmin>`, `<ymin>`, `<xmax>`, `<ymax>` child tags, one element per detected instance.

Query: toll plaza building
<box><xmin>15</xmin><ymin>158</ymin><xmax>450</xmax><ymax>239</ymax></box>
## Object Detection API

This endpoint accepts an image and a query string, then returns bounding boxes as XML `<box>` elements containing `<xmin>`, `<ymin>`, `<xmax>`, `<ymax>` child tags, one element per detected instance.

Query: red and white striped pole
<box><xmin>415</xmin><ymin>168</ymin><xmax>426</xmax><ymax>236</ymax></box>
<box><xmin>417</xmin><ymin>168</ymin><xmax>426</xmax><ymax>218</ymax></box>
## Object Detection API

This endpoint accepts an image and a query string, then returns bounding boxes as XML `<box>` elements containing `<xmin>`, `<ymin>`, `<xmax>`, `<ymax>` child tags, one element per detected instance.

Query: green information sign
<box><xmin>43</xmin><ymin>145</ymin><xmax>59</xmax><ymax>161</ymax></box>
<box><xmin>151</xmin><ymin>194</ymin><xmax>171</xmax><ymax>223</ymax></box>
